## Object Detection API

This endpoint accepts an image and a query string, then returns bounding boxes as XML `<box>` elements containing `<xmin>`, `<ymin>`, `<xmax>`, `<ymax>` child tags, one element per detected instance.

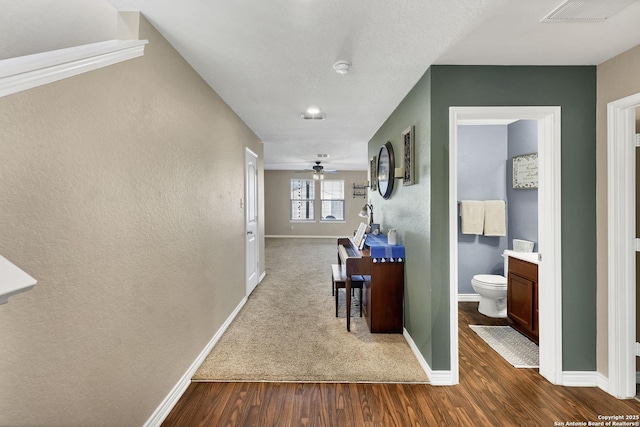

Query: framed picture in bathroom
<box><xmin>512</xmin><ymin>152</ymin><xmax>538</xmax><ymax>189</ymax></box>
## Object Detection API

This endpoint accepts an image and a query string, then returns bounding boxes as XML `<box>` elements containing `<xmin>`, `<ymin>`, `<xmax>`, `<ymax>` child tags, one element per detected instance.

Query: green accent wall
<box><xmin>369</xmin><ymin>69</ymin><xmax>435</xmax><ymax>366</ymax></box>
<box><xmin>369</xmin><ymin>65</ymin><xmax>597</xmax><ymax>371</ymax></box>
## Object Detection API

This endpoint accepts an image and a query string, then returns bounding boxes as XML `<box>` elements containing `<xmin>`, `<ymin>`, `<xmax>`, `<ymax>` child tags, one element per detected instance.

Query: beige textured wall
<box><xmin>595</xmin><ymin>44</ymin><xmax>640</xmax><ymax>378</ymax></box>
<box><xmin>265</xmin><ymin>170</ymin><xmax>368</xmax><ymax>237</ymax></box>
<box><xmin>0</xmin><ymin>15</ymin><xmax>263</xmax><ymax>427</ymax></box>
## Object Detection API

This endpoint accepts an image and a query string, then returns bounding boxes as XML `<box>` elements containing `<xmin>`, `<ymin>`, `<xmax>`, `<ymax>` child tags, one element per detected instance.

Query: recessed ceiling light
<box><xmin>300</xmin><ymin>111</ymin><xmax>326</xmax><ymax>120</ymax></box>
<box><xmin>333</xmin><ymin>60</ymin><xmax>351</xmax><ymax>75</ymax></box>
<box><xmin>301</xmin><ymin>106</ymin><xmax>325</xmax><ymax>120</ymax></box>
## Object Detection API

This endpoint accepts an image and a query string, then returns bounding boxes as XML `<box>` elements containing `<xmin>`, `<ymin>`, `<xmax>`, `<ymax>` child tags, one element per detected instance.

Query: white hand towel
<box><xmin>460</xmin><ymin>200</ymin><xmax>484</xmax><ymax>235</ymax></box>
<box><xmin>484</xmin><ymin>200</ymin><xmax>506</xmax><ymax>236</ymax></box>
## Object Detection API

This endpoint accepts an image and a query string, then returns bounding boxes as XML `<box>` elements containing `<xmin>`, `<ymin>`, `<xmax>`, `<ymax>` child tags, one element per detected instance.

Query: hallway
<box><xmin>161</xmin><ymin>301</ymin><xmax>639</xmax><ymax>426</ymax></box>
<box><xmin>192</xmin><ymin>238</ymin><xmax>425</xmax><ymax>383</ymax></box>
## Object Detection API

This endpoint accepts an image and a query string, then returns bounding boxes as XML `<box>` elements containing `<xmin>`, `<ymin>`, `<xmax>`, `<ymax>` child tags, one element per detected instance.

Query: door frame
<box><xmin>245</xmin><ymin>147</ymin><xmax>259</xmax><ymax>296</ymax></box>
<box><xmin>606</xmin><ymin>92</ymin><xmax>640</xmax><ymax>398</ymax></box>
<box><xmin>449</xmin><ymin>106</ymin><xmax>563</xmax><ymax>385</ymax></box>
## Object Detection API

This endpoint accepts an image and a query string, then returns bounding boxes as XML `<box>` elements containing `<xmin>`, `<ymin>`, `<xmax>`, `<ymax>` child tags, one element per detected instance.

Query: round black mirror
<box><xmin>377</xmin><ymin>142</ymin><xmax>395</xmax><ymax>199</ymax></box>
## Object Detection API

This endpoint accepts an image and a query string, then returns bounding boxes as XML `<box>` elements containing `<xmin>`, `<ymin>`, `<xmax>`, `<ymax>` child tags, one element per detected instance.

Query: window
<box><xmin>290</xmin><ymin>179</ymin><xmax>315</xmax><ymax>221</ymax></box>
<box><xmin>320</xmin><ymin>179</ymin><xmax>344</xmax><ymax>221</ymax></box>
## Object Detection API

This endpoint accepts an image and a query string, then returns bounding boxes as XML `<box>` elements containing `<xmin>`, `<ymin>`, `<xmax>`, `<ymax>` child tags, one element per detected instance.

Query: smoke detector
<box><xmin>333</xmin><ymin>60</ymin><xmax>351</xmax><ymax>74</ymax></box>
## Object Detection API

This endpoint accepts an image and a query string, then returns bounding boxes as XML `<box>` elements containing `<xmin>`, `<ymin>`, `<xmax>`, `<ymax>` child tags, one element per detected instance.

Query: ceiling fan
<box><xmin>295</xmin><ymin>161</ymin><xmax>338</xmax><ymax>179</ymax></box>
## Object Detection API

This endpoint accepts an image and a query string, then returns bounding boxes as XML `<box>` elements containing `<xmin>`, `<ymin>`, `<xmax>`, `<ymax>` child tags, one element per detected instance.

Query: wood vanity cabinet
<box><xmin>507</xmin><ymin>257</ymin><xmax>539</xmax><ymax>344</ymax></box>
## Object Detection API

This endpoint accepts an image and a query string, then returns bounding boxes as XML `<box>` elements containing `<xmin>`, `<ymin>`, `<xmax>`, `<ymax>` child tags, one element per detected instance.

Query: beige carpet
<box><xmin>193</xmin><ymin>237</ymin><xmax>429</xmax><ymax>383</ymax></box>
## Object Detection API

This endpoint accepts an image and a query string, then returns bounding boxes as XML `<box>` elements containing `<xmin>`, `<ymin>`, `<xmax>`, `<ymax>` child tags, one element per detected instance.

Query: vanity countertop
<box><xmin>503</xmin><ymin>250</ymin><xmax>539</xmax><ymax>265</ymax></box>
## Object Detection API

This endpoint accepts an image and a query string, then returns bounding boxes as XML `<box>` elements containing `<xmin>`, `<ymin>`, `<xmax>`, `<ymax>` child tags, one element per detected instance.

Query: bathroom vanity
<box><xmin>503</xmin><ymin>251</ymin><xmax>539</xmax><ymax>344</ymax></box>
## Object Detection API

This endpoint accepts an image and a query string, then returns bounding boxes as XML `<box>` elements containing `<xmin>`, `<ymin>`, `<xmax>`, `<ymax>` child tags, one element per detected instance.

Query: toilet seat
<box><xmin>471</xmin><ymin>274</ymin><xmax>507</xmax><ymax>287</ymax></box>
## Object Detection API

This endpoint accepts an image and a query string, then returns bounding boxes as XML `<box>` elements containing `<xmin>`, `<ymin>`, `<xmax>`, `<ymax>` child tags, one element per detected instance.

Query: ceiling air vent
<box><xmin>541</xmin><ymin>0</ymin><xmax>637</xmax><ymax>22</ymax></box>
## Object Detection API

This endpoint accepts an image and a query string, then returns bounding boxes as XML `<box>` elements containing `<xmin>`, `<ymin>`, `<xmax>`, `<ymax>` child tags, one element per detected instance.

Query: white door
<box><xmin>245</xmin><ymin>148</ymin><xmax>259</xmax><ymax>296</ymax></box>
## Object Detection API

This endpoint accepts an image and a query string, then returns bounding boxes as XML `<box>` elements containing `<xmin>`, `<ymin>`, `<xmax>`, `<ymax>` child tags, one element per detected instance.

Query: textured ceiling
<box><xmin>106</xmin><ymin>0</ymin><xmax>510</xmax><ymax>171</ymax></box>
<box><xmin>5</xmin><ymin>0</ymin><xmax>640</xmax><ymax>171</ymax></box>
<box><xmin>436</xmin><ymin>1</ymin><xmax>640</xmax><ymax>66</ymax></box>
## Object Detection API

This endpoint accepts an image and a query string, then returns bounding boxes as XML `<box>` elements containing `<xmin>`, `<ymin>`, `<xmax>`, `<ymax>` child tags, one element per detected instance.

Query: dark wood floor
<box><xmin>161</xmin><ymin>303</ymin><xmax>639</xmax><ymax>426</ymax></box>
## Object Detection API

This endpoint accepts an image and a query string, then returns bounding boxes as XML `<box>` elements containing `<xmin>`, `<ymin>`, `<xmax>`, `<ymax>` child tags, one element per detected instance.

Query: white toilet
<box><xmin>471</xmin><ymin>274</ymin><xmax>508</xmax><ymax>318</ymax></box>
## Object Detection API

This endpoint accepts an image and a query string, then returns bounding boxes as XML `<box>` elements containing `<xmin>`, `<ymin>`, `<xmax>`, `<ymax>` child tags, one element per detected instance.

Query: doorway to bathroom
<box><xmin>449</xmin><ymin>106</ymin><xmax>562</xmax><ymax>385</ymax></box>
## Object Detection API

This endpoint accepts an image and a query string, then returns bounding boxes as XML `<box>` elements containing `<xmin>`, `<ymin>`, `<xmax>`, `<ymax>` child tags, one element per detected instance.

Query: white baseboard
<box><xmin>403</xmin><ymin>328</ymin><xmax>431</xmax><ymax>382</ymax></box>
<box><xmin>428</xmin><ymin>370</ymin><xmax>457</xmax><ymax>386</ymax></box>
<box><xmin>562</xmin><ymin>371</ymin><xmax>598</xmax><ymax>387</ymax></box>
<box><xmin>258</xmin><ymin>271</ymin><xmax>266</xmax><ymax>283</ymax></box>
<box><xmin>458</xmin><ymin>294</ymin><xmax>480</xmax><ymax>302</ymax></box>
<box><xmin>403</xmin><ymin>328</ymin><xmax>455</xmax><ymax>385</ymax></box>
<box><xmin>265</xmin><ymin>235</ymin><xmax>340</xmax><ymax>239</ymax></box>
<box><xmin>597</xmin><ymin>372</ymin><xmax>609</xmax><ymax>391</ymax></box>
<box><xmin>143</xmin><ymin>296</ymin><xmax>248</xmax><ymax>427</ymax></box>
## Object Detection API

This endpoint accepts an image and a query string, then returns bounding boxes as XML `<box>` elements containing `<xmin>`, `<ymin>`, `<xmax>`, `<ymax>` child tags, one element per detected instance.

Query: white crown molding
<box><xmin>0</xmin><ymin>39</ymin><xmax>148</xmax><ymax>98</ymax></box>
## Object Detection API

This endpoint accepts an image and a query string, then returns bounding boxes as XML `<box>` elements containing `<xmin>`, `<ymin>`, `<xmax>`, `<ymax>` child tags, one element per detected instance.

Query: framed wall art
<box><xmin>369</xmin><ymin>156</ymin><xmax>377</xmax><ymax>190</ymax></box>
<box><xmin>512</xmin><ymin>152</ymin><xmax>538</xmax><ymax>189</ymax></box>
<box><xmin>402</xmin><ymin>125</ymin><xmax>415</xmax><ymax>185</ymax></box>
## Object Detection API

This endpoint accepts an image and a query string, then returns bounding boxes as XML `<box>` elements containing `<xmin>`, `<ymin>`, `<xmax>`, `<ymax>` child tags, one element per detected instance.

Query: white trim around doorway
<box><xmin>606</xmin><ymin>92</ymin><xmax>640</xmax><ymax>399</ymax></box>
<box><xmin>449</xmin><ymin>106</ymin><xmax>563</xmax><ymax>386</ymax></box>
